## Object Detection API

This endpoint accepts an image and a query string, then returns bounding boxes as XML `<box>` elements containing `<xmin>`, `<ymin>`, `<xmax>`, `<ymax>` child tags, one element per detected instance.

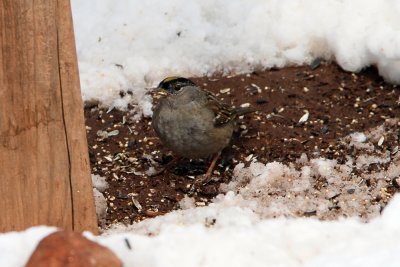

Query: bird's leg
<box><xmin>196</xmin><ymin>152</ymin><xmax>221</xmax><ymax>185</ymax></box>
<box><xmin>205</xmin><ymin>152</ymin><xmax>221</xmax><ymax>178</ymax></box>
<box><xmin>150</xmin><ymin>156</ymin><xmax>181</xmax><ymax>176</ymax></box>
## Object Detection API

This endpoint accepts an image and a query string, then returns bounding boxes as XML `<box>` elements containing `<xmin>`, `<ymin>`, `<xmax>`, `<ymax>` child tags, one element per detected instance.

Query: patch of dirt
<box><xmin>84</xmin><ymin>62</ymin><xmax>400</xmax><ymax>228</ymax></box>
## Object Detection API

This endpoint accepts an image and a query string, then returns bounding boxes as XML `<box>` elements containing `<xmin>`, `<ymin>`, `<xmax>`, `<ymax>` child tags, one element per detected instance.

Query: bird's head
<box><xmin>157</xmin><ymin>76</ymin><xmax>196</xmax><ymax>94</ymax></box>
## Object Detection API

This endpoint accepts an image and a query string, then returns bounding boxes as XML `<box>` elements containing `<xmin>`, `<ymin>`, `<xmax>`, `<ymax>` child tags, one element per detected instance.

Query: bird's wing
<box><xmin>204</xmin><ymin>91</ymin><xmax>236</xmax><ymax>126</ymax></box>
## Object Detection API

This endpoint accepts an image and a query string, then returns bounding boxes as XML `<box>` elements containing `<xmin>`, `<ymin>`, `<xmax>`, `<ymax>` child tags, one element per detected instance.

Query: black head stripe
<box><xmin>158</xmin><ymin>77</ymin><xmax>197</xmax><ymax>94</ymax></box>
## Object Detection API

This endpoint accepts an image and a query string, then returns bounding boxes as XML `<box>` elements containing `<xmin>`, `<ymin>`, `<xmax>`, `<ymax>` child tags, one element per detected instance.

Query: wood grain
<box><xmin>0</xmin><ymin>0</ymin><xmax>98</xmax><ymax>233</ymax></box>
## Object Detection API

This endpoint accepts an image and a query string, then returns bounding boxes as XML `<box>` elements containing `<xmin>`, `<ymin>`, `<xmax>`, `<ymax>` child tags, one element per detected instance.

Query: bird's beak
<box><xmin>150</xmin><ymin>87</ymin><xmax>168</xmax><ymax>97</ymax></box>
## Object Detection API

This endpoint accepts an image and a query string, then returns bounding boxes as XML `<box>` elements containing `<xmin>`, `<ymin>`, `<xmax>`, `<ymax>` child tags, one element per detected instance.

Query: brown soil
<box><xmin>84</xmin><ymin>62</ymin><xmax>400</xmax><ymax>228</ymax></box>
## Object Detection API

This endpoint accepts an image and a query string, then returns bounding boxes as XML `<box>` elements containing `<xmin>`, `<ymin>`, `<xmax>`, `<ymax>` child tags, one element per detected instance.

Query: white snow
<box><xmin>102</xmin><ymin>197</ymin><xmax>400</xmax><ymax>267</ymax></box>
<box><xmin>92</xmin><ymin>174</ymin><xmax>109</xmax><ymax>224</ymax></box>
<box><xmin>2</xmin><ymin>0</ymin><xmax>400</xmax><ymax>266</ymax></box>
<box><xmin>2</xmin><ymin>196</ymin><xmax>400</xmax><ymax>267</ymax></box>
<box><xmin>217</xmin><ymin>124</ymin><xmax>400</xmax><ymax>221</ymax></box>
<box><xmin>92</xmin><ymin>174</ymin><xmax>109</xmax><ymax>193</ymax></box>
<box><xmin>71</xmin><ymin>0</ymin><xmax>400</xmax><ymax>110</ymax></box>
<box><xmin>349</xmin><ymin>132</ymin><xmax>367</xmax><ymax>144</ymax></box>
<box><xmin>0</xmin><ymin>227</ymin><xmax>57</xmax><ymax>267</ymax></box>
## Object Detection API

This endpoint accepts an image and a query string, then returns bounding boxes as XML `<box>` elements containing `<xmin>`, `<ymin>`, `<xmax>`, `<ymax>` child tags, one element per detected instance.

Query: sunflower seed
<box><xmin>220</xmin><ymin>88</ymin><xmax>231</xmax><ymax>94</ymax></box>
<box><xmin>299</xmin><ymin>111</ymin><xmax>309</xmax><ymax>124</ymax></box>
<box><xmin>108</xmin><ymin>130</ymin><xmax>119</xmax><ymax>137</ymax></box>
<box><xmin>377</xmin><ymin>136</ymin><xmax>384</xmax><ymax>146</ymax></box>
<box><xmin>132</xmin><ymin>197</ymin><xmax>142</xmax><ymax>212</ymax></box>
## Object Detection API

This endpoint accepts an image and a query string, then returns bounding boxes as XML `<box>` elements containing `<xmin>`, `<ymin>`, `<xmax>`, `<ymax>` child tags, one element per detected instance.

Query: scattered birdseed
<box><xmin>106</xmin><ymin>106</ymin><xmax>114</xmax><ymax>113</ymax></box>
<box><xmin>245</xmin><ymin>154</ymin><xmax>253</xmax><ymax>162</ymax></box>
<box><xmin>250</xmin><ymin>83</ymin><xmax>262</xmax><ymax>93</ymax></box>
<box><xmin>145</xmin><ymin>209</ymin><xmax>160</xmax><ymax>217</ymax></box>
<box><xmin>104</xmin><ymin>156</ymin><xmax>113</xmax><ymax>162</ymax></box>
<box><xmin>298</xmin><ymin>111</ymin><xmax>310</xmax><ymax>124</ymax></box>
<box><xmin>220</xmin><ymin>88</ymin><xmax>231</xmax><ymax>94</ymax></box>
<box><xmin>108</xmin><ymin>130</ymin><xmax>119</xmax><ymax>137</ymax></box>
<box><xmin>131</xmin><ymin>197</ymin><xmax>142</xmax><ymax>212</ymax></box>
<box><xmin>378</xmin><ymin>136</ymin><xmax>384</xmax><ymax>146</ymax></box>
<box><xmin>96</xmin><ymin>130</ymin><xmax>109</xmax><ymax>139</ymax></box>
<box><xmin>347</xmin><ymin>188</ymin><xmax>356</xmax><ymax>194</ymax></box>
<box><xmin>124</xmin><ymin>238</ymin><xmax>132</xmax><ymax>250</ymax></box>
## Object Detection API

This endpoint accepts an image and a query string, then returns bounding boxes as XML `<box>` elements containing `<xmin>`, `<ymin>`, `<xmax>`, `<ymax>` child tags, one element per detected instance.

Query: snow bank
<box><xmin>2</xmin><ymin>195</ymin><xmax>400</xmax><ymax>267</ymax></box>
<box><xmin>102</xmin><ymin>196</ymin><xmax>400</xmax><ymax>267</ymax></box>
<box><xmin>72</xmin><ymin>0</ymin><xmax>400</xmax><ymax>109</ymax></box>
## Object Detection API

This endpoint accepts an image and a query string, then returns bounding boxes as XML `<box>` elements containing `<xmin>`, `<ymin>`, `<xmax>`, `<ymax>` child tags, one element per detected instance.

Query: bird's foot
<box><xmin>148</xmin><ymin>156</ymin><xmax>181</xmax><ymax>177</ymax></box>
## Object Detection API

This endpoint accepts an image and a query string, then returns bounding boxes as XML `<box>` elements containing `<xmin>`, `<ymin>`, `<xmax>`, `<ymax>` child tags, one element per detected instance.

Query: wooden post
<box><xmin>0</xmin><ymin>0</ymin><xmax>98</xmax><ymax>233</ymax></box>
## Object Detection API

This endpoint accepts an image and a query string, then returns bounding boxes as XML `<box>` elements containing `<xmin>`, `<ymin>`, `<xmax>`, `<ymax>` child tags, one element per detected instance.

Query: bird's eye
<box><xmin>174</xmin><ymin>82</ymin><xmax>184</xmax><ymax>91</ymax></box>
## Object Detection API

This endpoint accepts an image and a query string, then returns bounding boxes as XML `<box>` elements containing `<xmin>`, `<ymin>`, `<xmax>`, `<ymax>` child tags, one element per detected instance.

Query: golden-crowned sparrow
<box><xmin>152</xmin><ymin>76</ymin><xmax>254</xmax><ymax>182</ymax></box>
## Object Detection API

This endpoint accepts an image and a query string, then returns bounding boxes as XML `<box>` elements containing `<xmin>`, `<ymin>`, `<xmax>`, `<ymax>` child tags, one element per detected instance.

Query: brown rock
<box><xmin>25</xmin><ymin>231</ymin><xmax>122</xmax><ymax>267</ymax></box>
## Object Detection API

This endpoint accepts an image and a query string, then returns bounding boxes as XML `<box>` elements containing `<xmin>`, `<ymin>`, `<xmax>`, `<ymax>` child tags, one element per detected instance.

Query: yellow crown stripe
<box><xmin>162</xmin><ymin>76</ymin><xmax>180</xmax><ymax>83</ymax></box>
